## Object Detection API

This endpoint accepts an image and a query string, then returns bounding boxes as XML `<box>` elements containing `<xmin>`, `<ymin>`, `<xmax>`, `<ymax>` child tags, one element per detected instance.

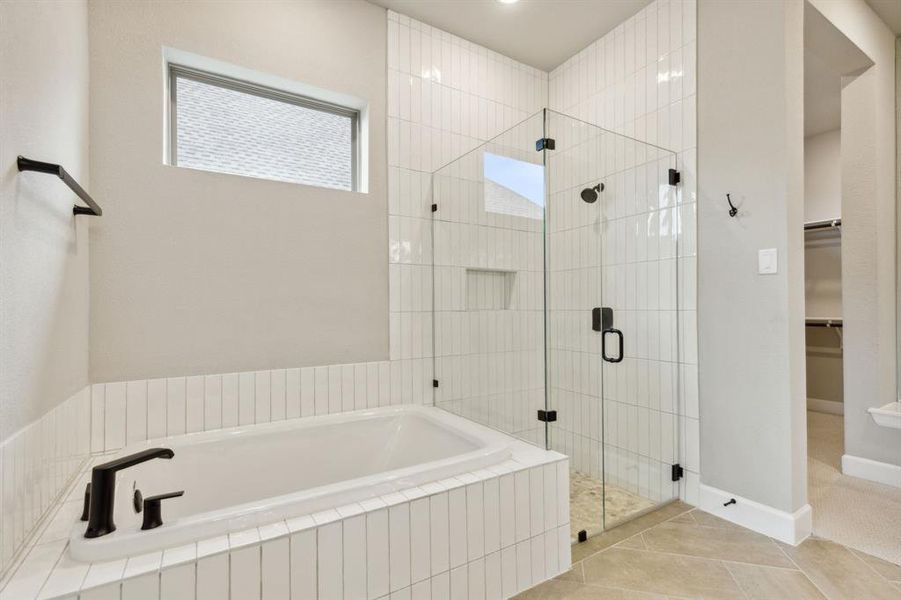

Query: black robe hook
<box><xmin>726</xmin><ymin>193</ymin><xmax>738</xmax><ymax>217</ymax></box>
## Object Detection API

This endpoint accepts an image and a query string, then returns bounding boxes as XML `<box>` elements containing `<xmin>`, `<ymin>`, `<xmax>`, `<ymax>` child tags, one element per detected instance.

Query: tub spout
<box><xmin>84</xmin><ymin>448</ymin><xmax>175</xmax><ymax>538</ymax></box>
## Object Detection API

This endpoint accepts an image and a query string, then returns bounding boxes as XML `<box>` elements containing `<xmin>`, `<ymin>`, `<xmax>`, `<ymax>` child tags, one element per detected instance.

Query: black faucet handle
<box><xmin>141</xmin><ymin>490</ymin><xmax>184</xmax><ymax>530</ymax></box>
<box><xmin>80</xmin><ymin>483</ymin><xmax>91</xmax><ymax>522</ymax></box>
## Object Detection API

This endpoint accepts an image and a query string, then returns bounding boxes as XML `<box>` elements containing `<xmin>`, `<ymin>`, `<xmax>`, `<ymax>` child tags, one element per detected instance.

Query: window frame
<box><xmin>167</xmin><ymin>63</ymin><xmax>360</xmax><ymax>191</ymax></box>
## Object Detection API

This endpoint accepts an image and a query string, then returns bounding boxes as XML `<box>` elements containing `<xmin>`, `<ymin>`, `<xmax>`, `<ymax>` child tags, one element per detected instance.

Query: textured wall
<box><xmin>0</xmin><ymin>0</ymin><xmax>91</xmax><ymax>575</ymax></box>
<box><xmin>87</xmin><ymin>0</ymin><xmax>389</xmax><ymax>382</ymax></box>
<box><xmin>0</xmin><ymin>0</ymin><xmax>90</xmax><ymax>443</ymax></box>
<box><xmin>698</xmin><ymin>0</ymin><xmax>808</xmax><ymax>513</ymax></box>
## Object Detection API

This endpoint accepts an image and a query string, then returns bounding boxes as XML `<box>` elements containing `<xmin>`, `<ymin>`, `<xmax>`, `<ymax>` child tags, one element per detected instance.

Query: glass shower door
<box><xmin>544</xmin><ymin>110</ymin><xmax>680</xmax><ymax>539</ymax></box>
<box><xmin>431</xmin><ymin>111</ymin><xmax>549</xmax><ymax>448</ymax></box>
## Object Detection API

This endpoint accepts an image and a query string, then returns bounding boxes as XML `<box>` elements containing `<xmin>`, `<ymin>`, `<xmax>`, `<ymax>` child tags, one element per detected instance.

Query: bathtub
<box><xmin>69</xmin><ymin>405</ymin><xmax>513</xmax><ymax>561</ymax></box>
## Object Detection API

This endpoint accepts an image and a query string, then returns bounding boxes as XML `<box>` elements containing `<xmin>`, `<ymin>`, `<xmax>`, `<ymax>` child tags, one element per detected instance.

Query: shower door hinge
<box><xmin>668</xmin><ymin>168</ymin><xmax>681</xmax><ymax>186</ymax></box>
<box><xmin>592</xmin><ymin>307</ymin><xmax>613</xmax><ymax>332</ymax></box>
<box><xmin>671</xmin><ymin>463</ymin><xmax>684</xmax><ymax>482</ymax></box>
<box><xmin>433</xmin><ymin>379</ymin><xmax>439</xmax><ymax>388</ymax></box>
<box><xmin>535</xmin><ymin>138</ymin><xmax>556</xmax><ymax>151</ymax></box>
<box><xmin>537</xmin><ymin>409</ymin><xmax>557</xmax><ymax>423</ymax></box>
<box><xmin>431</xmin><ymin>203</ymin><xmax>437</xmax><ymax>213</ymax></box>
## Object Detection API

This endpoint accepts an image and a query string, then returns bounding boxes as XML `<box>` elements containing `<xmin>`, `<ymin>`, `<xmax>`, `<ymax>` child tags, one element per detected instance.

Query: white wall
<box><xmin>697</xmin><ymin>0</ymin><xmax>809</xmax><ymax>520</ymax></box>
<box><xmin>804</xmin><ymin>129</ymin><xmax>842</xmax><ymax>222</ymax></box>
<box><xmin>87</xmin><ymin>0</ymin><xmax>389</xmax><ymax>383</ymax></box>
<box><xmin>548</xmin><ymin>0</ymin><xmax>699</xmax><ymax>505</ymax></box>
<box><xmin>0</xmin><ymin>0</ymin><xmax>91</xmax><ymax>442</ymax></box>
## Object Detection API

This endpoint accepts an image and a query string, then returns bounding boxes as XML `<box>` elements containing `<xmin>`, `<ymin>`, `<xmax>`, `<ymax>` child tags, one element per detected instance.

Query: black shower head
<box><xmin>580</xmin><ymin>182</ymin><xmax>605</xmax><ymax>203</ymax></box>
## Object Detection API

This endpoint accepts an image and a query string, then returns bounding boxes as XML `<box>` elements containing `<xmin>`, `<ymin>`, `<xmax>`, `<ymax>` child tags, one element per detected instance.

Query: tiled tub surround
<box><xmin>548</xmin><ymin>0</ymin><xmax>699</xmax><ymax>506</ymax></box>
<box><xmin>85</xmin><ymin>359</ymin><xmax>437</xmax><ymax>454</ymax></box>
<box><xmin>0</xmin><ymin>388</ymin><xmax>91</xmax><ymax>581</ymax></box>
<box><xmin>1</xmin><ymin>427</ymin><xmax>570</xmax><ymax>600</ymax></box>
<box><xmin>70</xmin><ymin>406</ymin><xmax>513</xmax><ymax>562</ymax></box>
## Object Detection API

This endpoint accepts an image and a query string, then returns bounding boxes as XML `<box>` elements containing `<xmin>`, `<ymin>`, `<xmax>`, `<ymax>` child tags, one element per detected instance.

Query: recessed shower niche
<box><xmin>432</xmin><ymin>109</ymin><xmax>683</xmax><ymax>542</ymax></box>
<box><xmin>466</xmin><ymin>268</ymin><xmax>516</xmax><ymax>311</ymax></box>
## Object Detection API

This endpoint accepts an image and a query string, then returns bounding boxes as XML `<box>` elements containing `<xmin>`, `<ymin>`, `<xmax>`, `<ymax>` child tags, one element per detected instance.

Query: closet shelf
<box><xmin>806</xmin><ymin>318</ymin><xmax>842</xmax><ymax>328</ymax></box>
<box><xmin>804</xmin><ymin>218</ymin><xmax>841</xmax><ymax>233</ymax></box>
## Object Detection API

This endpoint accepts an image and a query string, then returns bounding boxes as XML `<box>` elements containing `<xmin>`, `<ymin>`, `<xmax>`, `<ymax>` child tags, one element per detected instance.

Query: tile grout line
<box><xmin>846</xmin><ymin>546</ymin><xmax>900</xmax><ymax>585</ymax></box>
<box><xmin>720</xmin><ymin>559</ymin><xmax>753</xmax><ymax>600</ymax></box>
<box><xmin>774</xmin><ymin>541</ymin><xmax>832</xmax><ymax>600</ymax></box>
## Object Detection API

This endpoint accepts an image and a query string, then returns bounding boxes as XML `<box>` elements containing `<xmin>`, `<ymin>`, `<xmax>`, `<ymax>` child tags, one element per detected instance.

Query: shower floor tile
<box><xmin>569</xmin><ymin>471</ymin><xmax>657</xmax><ymax>538</ymax></box>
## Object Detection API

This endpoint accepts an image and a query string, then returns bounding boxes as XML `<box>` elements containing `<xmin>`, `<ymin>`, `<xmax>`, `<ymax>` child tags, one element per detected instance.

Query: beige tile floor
<box><xmin>516</xmin><ymin>502</ymin><xmax>901</xmax><ymax>599</ymax></box>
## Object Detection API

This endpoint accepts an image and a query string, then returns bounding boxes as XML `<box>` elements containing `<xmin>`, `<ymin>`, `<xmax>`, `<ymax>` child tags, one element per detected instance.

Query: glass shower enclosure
<box><xmin>431</xmin><ymin>109</ymin><xmax>681</xmax><ymax>541</ymax></box>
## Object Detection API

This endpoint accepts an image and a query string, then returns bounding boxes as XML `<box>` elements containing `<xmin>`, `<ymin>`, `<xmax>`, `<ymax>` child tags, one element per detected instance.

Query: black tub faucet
<box><xmin>84</xmin><ymin>447</ymin><xmax>175</xmax><ymax>538</ymax></box>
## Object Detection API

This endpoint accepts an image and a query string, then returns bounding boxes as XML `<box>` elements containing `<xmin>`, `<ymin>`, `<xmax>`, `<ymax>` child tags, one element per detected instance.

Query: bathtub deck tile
<box><xmin>0</xmin><ymin>540</ymin><xmax>66</xmax><ymax>600</ymax></box>
<box><xmin>122</xmin><ymin>551</ymin><xmax>162</xmax><ymax>578</ymax></box>
<box><xmin>81</xmin><ymin>558</ymin><xmax>127</xmax><ymax>591</ymax></box>
<box><xmin>455</xmin><ymin>473</ymin><xmax>479</xmax><ymax>485</ymax></box>
<box><xmin>196</xmin><ymin>535</ymin><xmax>229</xmax><ymax>559</ymax></box>
<box><xmin>359</xmin><ymin>497</ymin><xmax>388</xmax><ymax>512</ymax></box>
<box><xmin>419</xmin><ymin>481</ymin><xmax>446</xmax><ymax>495</ymax></box>
<box><xmin>228</xmin><ymin>528</ymin><xmax>260</xmax><ymax>551</ymax></box>
<box><xmin>486</xmin><ymin>462</ymin><xmax>516</xmax><ymax>477</ymax></box>
<box><xmin>311</xmin><ymin>509</ymin><xmax>342</xmax><ymax>526</ymax></box>
<box><xmin>36</xmin><ymin>551</ymin><xmax>90</xmax><ymax>600</ymax></box>
<box><xmin>400</xmin><ymin>486</ymin><xmax>429</xmax><ymax>502</ymax></box>
<box><xmin>438</xmin><ymin>477</ymin><xmax>464</xmax><ymax>492</ymax></box>
<box><xmin>336</xmin><ymin>502</ymin><xmax>366</xmax><ymax>519</ymax></box>
<box><xmin>161</xmin><ymin>542</ymin><xmax>196</xmax><ymax>568</ymax></box>
<box><xmin>381</xmin><ymin>492</ymin><xmax>407</xmax><ymax>508</ymax></box>
<box><xmin>258</xmin><ymin>521</ymin><xmax>289</xmax><ymax>541</ymax></box>
<box><xmin>470</xmin><ymin>469</ymin><xmax>496</xmax><ymax>482</ymax></box>
<box><xmin>285</xmin><ymin>514</ymin><xmax>315</xmax><ymax>534</ymax></box>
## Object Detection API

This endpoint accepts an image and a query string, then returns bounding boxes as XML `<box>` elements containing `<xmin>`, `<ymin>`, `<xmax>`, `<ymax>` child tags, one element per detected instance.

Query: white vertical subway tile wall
<box><xmin>548</xmin><ymin>0</ymin><xmax>699</xmax><ymax>507</ymax></box>
<box><xmin>0</xmin><ymin>389</ymin><xmax>91</xmax><ymax>580</ymax></box>
<box><xmin>1</xmin><ymin>0</ymin><xmax>698</xmax><ymax>596</ymax></box>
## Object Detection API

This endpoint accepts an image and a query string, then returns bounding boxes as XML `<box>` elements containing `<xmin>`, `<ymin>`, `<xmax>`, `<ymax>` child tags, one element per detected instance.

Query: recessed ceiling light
<box><xmin>497</xmin><ymin>0</ymin><xmax>519</xmax><ymax>4</ymax></box>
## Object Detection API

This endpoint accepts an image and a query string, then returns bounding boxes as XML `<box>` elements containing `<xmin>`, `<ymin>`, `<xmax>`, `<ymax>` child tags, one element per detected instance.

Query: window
<box><xmin>168</xmin><ymin>65</ymin><xmax>359</xmax><ymax>191</ymax></box>
<box><xmin>483</xmin><ymin>152</ymin><xmax>545</xmax><ymax>219</ymax></box>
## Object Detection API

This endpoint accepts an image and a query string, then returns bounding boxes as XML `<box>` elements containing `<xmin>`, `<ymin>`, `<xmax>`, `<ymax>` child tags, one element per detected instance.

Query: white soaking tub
<box><xmin>69</xmin><ymin>405</ymin><xmax>512</xmax><ymax>561</ymax></box>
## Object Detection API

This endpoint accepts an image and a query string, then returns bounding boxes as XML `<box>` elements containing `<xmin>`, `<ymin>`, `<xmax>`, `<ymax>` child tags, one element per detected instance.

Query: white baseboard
<box><xmin>842</xmin><ymin>454</ymin><xmax>901</xmax><ymax>489</ymax></box>
<box><xmin>807</xmin><ymin>397</ymin><xmax>843</xmax><ymax>415</ymax></box>
<box><xmin>699</xmin><ymin>484</ymin><xmax>812</xmax><ymax>545</ymax></box>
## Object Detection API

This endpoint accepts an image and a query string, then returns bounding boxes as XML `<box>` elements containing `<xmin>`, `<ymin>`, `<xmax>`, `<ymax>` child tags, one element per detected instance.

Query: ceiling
<box><xmin>804</xmin><ymin>5</ymin><xmax>874</xmax><ymax>137</ymax></box>
<box><xmin>368</xmin><ymin>0</ymin><xmax>652</xmax><ymax>71</ymax></box>
<box><xmin>864</xmin><ymin>0</ymin><xmax>901</xmax><ymax>34</ymax></box>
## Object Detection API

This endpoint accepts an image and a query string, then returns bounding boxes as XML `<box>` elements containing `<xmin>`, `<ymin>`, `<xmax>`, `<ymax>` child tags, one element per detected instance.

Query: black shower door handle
<box><xmin>602</xmin><ymin>329</ymin><xmax>624</xmax><ymax>363</ymax></box>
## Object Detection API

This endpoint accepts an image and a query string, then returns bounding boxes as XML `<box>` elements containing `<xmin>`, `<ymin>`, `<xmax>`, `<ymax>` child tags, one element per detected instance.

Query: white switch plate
<box><xmin>758</xmin><ymin>248</ymin><xmax>777</xmax><ymax>274</ymax></box>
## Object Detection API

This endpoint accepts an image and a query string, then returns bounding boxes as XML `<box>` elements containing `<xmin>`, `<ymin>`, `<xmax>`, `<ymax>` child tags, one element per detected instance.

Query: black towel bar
<box><xmin>17</xmin><ymin>155</ymin><xmax>102</xmax><ymax>216</ymax></box>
